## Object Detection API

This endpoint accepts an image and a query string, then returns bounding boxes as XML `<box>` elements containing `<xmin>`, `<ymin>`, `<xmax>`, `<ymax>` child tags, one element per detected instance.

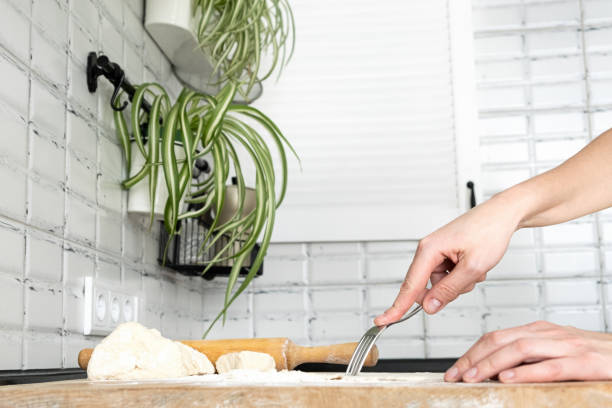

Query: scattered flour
<box><xmin>113</xmin><ymin>371</ymin><xmax>450</xmax><ymax>385</ymax></box>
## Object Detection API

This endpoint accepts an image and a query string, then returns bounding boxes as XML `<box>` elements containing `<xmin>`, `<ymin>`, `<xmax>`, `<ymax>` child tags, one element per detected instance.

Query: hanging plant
<box><xmin>113</xmin><ymin>82</ymin><xmax>298</xmax><ymax>336</ymax></box>
<box><xmin>193</xmin><ymin>0</ymin><xmax>295</xmax><ymax>96</ymax></box>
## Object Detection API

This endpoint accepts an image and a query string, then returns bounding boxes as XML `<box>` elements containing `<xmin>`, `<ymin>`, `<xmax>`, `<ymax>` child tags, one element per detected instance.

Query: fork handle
<box><xmin>389</xmin><ymin>305</ymin><xmax>423</xmax><ymax>327</ymax></box>
<box><xmin>287</xmin><ymin>342</ymin><xmax>379</xmax><ymax>370</ymax></box>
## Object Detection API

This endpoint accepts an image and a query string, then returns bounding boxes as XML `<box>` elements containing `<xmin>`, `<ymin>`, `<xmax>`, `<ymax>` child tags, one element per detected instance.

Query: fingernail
<box><xmin>500</xmin><ymin>370</ymin><xmax>515</xmax><ymax>381</ymax></box>
<box><xmin>446</xmin><ymin>367</ymin><xmax>458</xmax><ymax>380</ymax></box>
<box><xmin>464</xmin><ymin>367</ymin><xmax>477</xmax><ymax>378</ymax></box>
<box><xmin>428</xmin><ymin>298</ymin><xmax>441</xmax><ymax>312</ymax></box>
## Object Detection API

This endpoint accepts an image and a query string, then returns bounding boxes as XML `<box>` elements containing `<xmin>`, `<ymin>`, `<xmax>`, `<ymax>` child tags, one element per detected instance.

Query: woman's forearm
<box><xmin>495</xmin><ymin>128</ymin><xmax>612</xmax><ymax>229</ymax></box>
<box><xmin>375</xmin><ymin>127</ymin><xmax>612</xmax><ymax>326</ymax></box>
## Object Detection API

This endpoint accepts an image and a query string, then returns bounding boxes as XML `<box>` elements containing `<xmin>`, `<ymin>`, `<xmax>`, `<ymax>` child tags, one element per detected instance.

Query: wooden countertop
<box><xmin>1</xmin><ymin>373</ymin><xmax>611</xmax><ymax>407</ymax></box>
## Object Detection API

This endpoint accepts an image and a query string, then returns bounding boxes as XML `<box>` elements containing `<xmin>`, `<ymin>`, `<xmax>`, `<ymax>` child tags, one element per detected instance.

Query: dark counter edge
<box><xmin>0</xmin><ymin>359</ymin><xmax>456</xmax><ymax>385</ymax></box>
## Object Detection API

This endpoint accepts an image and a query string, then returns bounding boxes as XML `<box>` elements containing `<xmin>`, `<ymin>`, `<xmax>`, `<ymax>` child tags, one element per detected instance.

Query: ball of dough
<box><xmin>87</xmin><ymin>322</ymin><xmax>215</xmax><ymax>380</ymax></box>
<box><xmin>215</xmin><ymin>350</ymin><xmax>277</xmax><ymax>374</ymax></box>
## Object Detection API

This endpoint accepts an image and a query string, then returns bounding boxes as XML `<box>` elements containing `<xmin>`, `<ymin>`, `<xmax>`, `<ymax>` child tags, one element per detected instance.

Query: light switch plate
<box><xmin>83</xmin><ymin>277</ymin><xmax>139</xmax><ymax>336</ymax></box>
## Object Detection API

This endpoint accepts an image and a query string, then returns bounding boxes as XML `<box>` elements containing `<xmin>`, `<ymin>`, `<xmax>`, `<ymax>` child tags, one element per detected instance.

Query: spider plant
<box><xmin>193</xmin><ymin>0</ymin><xmax>295</xmax><ymax>97</ymax></box>
<box><xmin>113</xmin><ymin>82</ymin><xmax>298</xmax><ymax>336</ymax></box>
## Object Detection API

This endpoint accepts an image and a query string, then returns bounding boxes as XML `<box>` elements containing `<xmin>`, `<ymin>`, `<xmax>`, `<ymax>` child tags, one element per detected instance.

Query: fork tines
<box><xmin>345</xmin><ymin>305</ymin><xmax>424</xmax><ymax>376</ymax></box>
<box><xmin>345</xmin><ymin>326</ymin><xmax>384</xmax><ymax>376</ymax></box>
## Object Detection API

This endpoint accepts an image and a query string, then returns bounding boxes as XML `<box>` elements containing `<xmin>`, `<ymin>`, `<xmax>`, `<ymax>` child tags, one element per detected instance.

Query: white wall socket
<box><xmin>83</xmin><ymin>277</ymin><xmax>139</xmax><ymax>336</ymax></box>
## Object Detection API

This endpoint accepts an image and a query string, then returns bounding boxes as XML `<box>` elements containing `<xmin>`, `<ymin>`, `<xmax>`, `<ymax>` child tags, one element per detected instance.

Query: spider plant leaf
<box><xmin>199</xmin><ymin>221</ymin><xmax>255</xmax><ymax>269</ymax></box>
<box><xmin>200</xmin><ymin>211</ymin><xmax>255</xmax><ymax>258</ymax></box>
<box><xmin>121</xmin><ymin>80</ymin><xmax>296</xmax><ymax>337</ymax></box>
<box><xmin>230</xmin><ymin>105</ymin><xmax>298</xmax><ymax>159</ymax></box>
<box><xmin>195</xmin><ymin>0</ymin><xmax>294</xmax><ymax>88</ymax></box>
<box><xmin>198</xmin><ymin>138</ymin><xmax>229</xmax><ymax>250</ymax></box>
<box><xmin>197</xmin><ymin>0</ymin><xmax>215</xmax><ymax>36</ymax></box>
<box><xmin>247</xmin><ymin>23</ymin><xmax>261</xmax><ymax>94</ymax></box>
<box><xmin>282</xmin><ymin>0</ymin><xmax>296</xmax><ymax>64</ymax></box>
<box><xmin>230</xmin><ymin>0</ymin><xmax>245</xmax><ymax>28</ymax></box>
<box><xmin>188</xmin><ymin>174</ymin><xmax>216</xmax><ymax>198</ymax></box>
<box><xmin>147</xmin><ymin>94</ymin><xmax>164</xmax><ymax>228</ymax></box>
<box><xmin>225</xmin><ymin>138</ymin><xmax>246</xmax><ymax>226</ymax></box>
<box><xmin>161</xmin><ymin>103</ymin><xmax>181</xmax><ymax>235</ymax></box>
<box><xmin>222</xmin><ymin>249</ymin><xmax>250</xmax><ymax>324</ymax></box>
<box><xmin>218</xmin><ymin>123</ymin><xmax>269</xmax><ymax>259</ymax></box>
<box><xmin>121</xmin><ymin>164</ymin><xmax>149</xmax><ymax>189</ymax></box>
<box><xmin>192</xmin><ymin>113</ymin><xmax>206</xmax><ymax>154</ymax></box>
<box><xmin>204</xmin><ymin>172</ymin><xmax>275</xmax><ymax>338</ymax></box>
<box><xmin>179</xmin><ymin>90</ymin><xmax>197</xmax><ymax>183</ymax></box>
<box><xmin>179</xmin><ymin>191</ymin><xmax>216</xmax><ymax>220</ymax></box>
<box><xmin>130</xmin><ymin>84</ymin><xmax>154</xmax><ymax>157</ymax></box>
<box><xmin>203</xmin><ymin>82</ymin><xmax>237</xmax><ymax>145</ymax></box>
<box><xmin>198</xmin><ymin>214</ymin><xmax>254</xmax><ymax>278</ymax></box>
<box><xmin>199</xmin><ymin>4</ymin><xmax>230</xmax><ymax>45</ymax></box>
<box><xmin>112</xmin><ymin>96</ymin><xmax>131</xmax><ymax>175</ymax></box>
<box><xmin>222</xmin><ymin>170</ymin><xmax>263</xmax><ymax>300</ymax></box>
<box><xmin>232</xmin><ymin>108</ymin><xmax>294</xmax><ymax>206</ymax></box>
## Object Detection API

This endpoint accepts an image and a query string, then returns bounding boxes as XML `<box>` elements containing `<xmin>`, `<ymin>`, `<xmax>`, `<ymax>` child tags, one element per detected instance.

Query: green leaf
<box><xmin>118</xmin><ymin>81</ymin><xmax>297</xmax><ymax>340</ymax></box>
<box><xmin>112</xmin><ymin>95</ymin><xmax>131</xmax><ymax>175</ymax></box>
<box><xmin>146</xmin><ymin>95</ymin><xmax>163</xmax><ymax>228</ymax></box>
<box><xmin>203</xmin><ymin>82</ymin><xmax>237</xmax><ymax>145</ymax></box>
<box><xmin>195</xmin><ymin>0</ymin><xmax>295</xmax><ymax>92</ymax></box>
<box><xmin>161</xmin><ymin>103</ymin><xmax>182</xmax><ymax>235</ymax></box>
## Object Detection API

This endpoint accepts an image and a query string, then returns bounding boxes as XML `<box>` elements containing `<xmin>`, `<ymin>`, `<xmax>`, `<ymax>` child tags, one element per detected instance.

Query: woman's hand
<box><xmin>445</xmin><ymin>321</ymin><xmax>612</xmax><ymax>383</ymax></box>
<box><xmin>374</xmin><ymin>191</ymin><xmax>527</xmax><ymax>325</ymax></box>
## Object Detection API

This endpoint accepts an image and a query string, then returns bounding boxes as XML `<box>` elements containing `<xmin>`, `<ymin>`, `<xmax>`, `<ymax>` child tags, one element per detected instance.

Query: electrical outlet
<box><xmin>83</xmin><ymin>277</ymin><xmax>139</xmax><ymax>336</ymax></box>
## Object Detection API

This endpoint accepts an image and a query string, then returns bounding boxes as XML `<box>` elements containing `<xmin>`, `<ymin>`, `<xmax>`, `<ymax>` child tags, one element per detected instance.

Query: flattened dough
<box><xmin>87</xmin><ymin>322</ymin><xmax>215</xmax><ymax>380</ymax></box>
<box><xmin>215</xmin><ymin>351</ymin><xmax>276</xmax><ymax>374</ymax></box>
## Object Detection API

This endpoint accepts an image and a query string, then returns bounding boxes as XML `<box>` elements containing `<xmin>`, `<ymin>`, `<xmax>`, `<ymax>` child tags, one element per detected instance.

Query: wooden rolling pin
<box><xmin>78</xmin><ymin>338</ymin><xmax>378</xmax><ymax>371</ymax></box>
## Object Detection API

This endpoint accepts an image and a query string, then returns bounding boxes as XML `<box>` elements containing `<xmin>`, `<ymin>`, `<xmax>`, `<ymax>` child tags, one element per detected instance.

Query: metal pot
<box><xmin>213</xmin><ymin>184</ymin><xmax>257</xmax><ymax>226</ymax></box>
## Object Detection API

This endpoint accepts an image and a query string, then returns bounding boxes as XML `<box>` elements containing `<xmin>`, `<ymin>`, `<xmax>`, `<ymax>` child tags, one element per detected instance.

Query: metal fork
<box><xmin>345</xmin><ymin>305</ymin><xmax>423</xmax><ymax>376</ymax></box>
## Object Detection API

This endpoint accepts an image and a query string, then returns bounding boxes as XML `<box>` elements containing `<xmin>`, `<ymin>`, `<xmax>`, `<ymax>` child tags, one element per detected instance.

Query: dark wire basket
<box><xmin>158</xmin><ymin>219</ymin><xmax>263</xmax><ymax>280</ymax></box>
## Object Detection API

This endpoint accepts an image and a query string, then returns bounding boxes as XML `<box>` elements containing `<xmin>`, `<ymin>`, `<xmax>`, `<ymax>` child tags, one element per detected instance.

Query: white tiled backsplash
<box><xmin>0</xmin><ymin>0</ymin><xmax>211</xmax><ymax>370</ymax></box>
<box><xmin>1</xmin><ymin>0</ymin><xmax>612</xmax><ymax>370</ymax></box>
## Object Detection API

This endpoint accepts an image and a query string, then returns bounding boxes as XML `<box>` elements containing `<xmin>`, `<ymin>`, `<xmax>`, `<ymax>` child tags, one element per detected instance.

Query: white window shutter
<box><xmin>251</xmin><ymin>0</ymin><xmax>480</xmax><ymax>242</ymax></box>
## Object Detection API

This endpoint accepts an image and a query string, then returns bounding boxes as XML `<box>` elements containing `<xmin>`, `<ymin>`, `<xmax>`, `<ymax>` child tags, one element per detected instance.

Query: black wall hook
<box><xmin>87</xmin><ymin>51</ymin><xmax>151</xmax><ymax>114</ymax></box>
<box><xmin>110</xmin><ymin>73</ymin><xmax>129</xmax><ymax>111</ymax></box>
<box><xmin>466</xmin><ymin>181</ymin><xmax>476</xmax><ymax>208</ymax></box>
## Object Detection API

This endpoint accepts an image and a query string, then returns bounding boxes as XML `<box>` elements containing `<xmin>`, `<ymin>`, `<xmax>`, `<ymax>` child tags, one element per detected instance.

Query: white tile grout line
<box><xmin>358</xmin><ymin>242</ymin><xmax>367</xmax><ymax>334</ymax></box>
<box><xmin>578</xmin><ymin>0</ymin><xmax>608</xmax><ymax>331</ymax></box>
<box><xmin>444</xmin><ymin>0</ymin><xmax>461</xmax><ymax>214</ymax></box>
<box><xmin>247</xmin><ymin>290</ymin><xmax>255</xmax><ymax>338</ymax></box>
<box><xmin>474</xmin><ymin>51</ymin><xmax>612</xmax><ymax>68</ymax></box>
<box><xmin>61</xmin><ymin>0</ymin><xmax>74</xmax><ymax>369</ymax></box>
<box><xmin>522</xmin><ymin>0</ymin><xmax>548</xmax><ymax>322</ymax></box>
<box><xmin>20</xmin><ymin>0</ymin><xmax>35</xmax><ymax>371</ymax></box>
<box><xmin>474</xmin><ymin>21</ymin><xmax>612</xmax><ymax>37</ymax></box>
<box><xmin>304</xmin><ymin>243</ymin><xmax>314</xmax><ymax>344</ymax></box>
<box><xmin>479</xmin><ymin>104</ymin><xmax>612</xmax><ymax>116</ymax></box>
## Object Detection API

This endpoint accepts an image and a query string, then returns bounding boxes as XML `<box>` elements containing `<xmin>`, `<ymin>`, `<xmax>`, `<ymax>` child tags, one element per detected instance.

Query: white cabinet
<box><xmin>253</xmin><ymin>0</ymin><xmax>480</xmax><ymax>242</ymax></box>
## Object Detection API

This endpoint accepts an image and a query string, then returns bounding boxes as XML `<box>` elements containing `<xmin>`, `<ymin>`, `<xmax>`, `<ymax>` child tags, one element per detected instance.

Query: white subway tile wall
<box><xmin>248</xmin><ymin>0</ymin><xmax>612</xmax><ymax>361</ymax></box>
<box><xmin>0</xmin><ymin>0</ymin><xmax>220</xmax><ymax>370</ymax></box>
<box><xmin>1</xmin><ymin>0</ymin><xmax>612</xmax><ymax>371</ymax></box>
<box><xmin>472</xmin><ymin>0</ymin><xmax>611</xmax><ymax>342</ymax></box>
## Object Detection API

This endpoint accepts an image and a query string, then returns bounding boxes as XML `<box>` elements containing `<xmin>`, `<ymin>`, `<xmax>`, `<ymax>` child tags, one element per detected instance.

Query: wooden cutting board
<box><xmin>1</xmin><ymin>373</ymin><xmax>611</xmax><ymax>407</ymax></box>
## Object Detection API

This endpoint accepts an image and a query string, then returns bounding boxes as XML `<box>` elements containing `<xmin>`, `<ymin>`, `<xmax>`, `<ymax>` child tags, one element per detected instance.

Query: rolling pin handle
<box><xmin>288</xmin><ymin>342</ymin><xmax>379</xmax><ymax>370</ymax></box>
<box><xmin>78</xmin><ymin>348</ymin><xmax>93</xmax><ymax>370</ymax></box>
